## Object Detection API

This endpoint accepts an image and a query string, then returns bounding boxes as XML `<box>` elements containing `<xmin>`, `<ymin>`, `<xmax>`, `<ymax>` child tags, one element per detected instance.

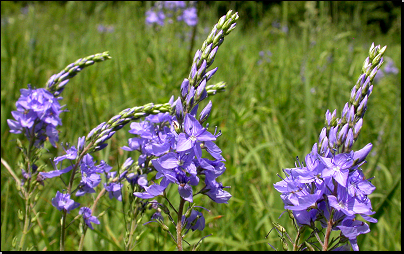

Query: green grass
<box><xmin>1</xmin><ymin>1</ymin><xmax>401</xmax><ymax>251</ymax></box>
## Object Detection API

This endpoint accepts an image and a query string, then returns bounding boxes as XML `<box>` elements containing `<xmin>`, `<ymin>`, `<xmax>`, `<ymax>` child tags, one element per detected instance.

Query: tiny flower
<box><xmin>104</xmin><ymin>182</ymin><xmax>123</xmax><ymax>201</ymax></box>
<box><xmin>79</xmin><ymin>207</ymin><xmax>100</xmax><ymax>230</ymax></box>
<box><xmin>178</xmin><ymin>7</ymin><xmax>198</xmax><ymax>26</ymax></box>
<box><xmin>51</xmin><ymin>191</ymin><xmax>80</xmax><ymax>213</ymax></box>
<box><xmin>337</xmin><ymin>218</ymin><xmax>370</xmax><ymax>251</ymax></box>
<box><xmin>54</xmin><ymin>145</ymin><xmax>77</xmax><ymax>165</ymax></box>
<box><xmin>183</xmin><ymin>209</ymin><xmax>205</xmax><ymax>231</ymax></box>
<box><xmin>320</xmin><ymin>152</ymin><xmax>354</xmax><ymax>187</ymax></box>
<box><xmin>176</xmin><ymin>113</ymin><xmax>216</xmax><ymax>152</ymax></box>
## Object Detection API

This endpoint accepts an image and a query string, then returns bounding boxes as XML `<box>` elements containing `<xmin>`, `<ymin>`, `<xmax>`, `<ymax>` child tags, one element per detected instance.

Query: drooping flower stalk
<box><xmin>46</xmin><ymin>52</ymin><xmax>111</xmax><ymax>97</ymax></box>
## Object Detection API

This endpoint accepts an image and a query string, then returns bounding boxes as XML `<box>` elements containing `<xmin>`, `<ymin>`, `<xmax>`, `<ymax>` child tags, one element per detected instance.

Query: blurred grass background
<box><xmin>1</xmin><ymin>1</ymin><xmax>401</xmax><ymax>251</ymax></box>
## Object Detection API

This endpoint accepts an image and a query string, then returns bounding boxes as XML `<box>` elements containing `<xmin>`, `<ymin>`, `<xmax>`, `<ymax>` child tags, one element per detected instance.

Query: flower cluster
<box><xmin>145</xmin><ymin>1</ymin><xmax>198</xmax><ymax>27</ymax></box>
<box><xmin>273</xmin><ymin>43</ymin><xmax>386</xmax><ymax>251</ymax></box>
<box><xmin>7</xmin><ymin>85</ymin><xmax>65</xmax><ymax>147</ymax></box>
<box><xmin>40</xmin><ymin>136</ymin><xmax>144</xmax><ymax>227</ymax></box>
<box><xmin>124</xmin><ymin>109</ymin><xmax>231</xmax><ymax>205</ymax></box>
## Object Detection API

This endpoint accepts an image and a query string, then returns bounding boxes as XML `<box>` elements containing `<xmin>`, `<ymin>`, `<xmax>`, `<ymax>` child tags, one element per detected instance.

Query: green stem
<box><xmin>60</xmin><ymin>210</ymin><xmax>67</xmax><ymax>251</ymax></box>
<box><xmin>176</xmin><ymin>198</ymin><xmax>186</xmax><ymax>251</ymax></box>
<box><xmin>18</xmin><ymin>193</ymin><xmax>31</xmax><ymax>251</ymax></box>
<box><xmin>126</xmin><ymin>210</ymin><xmax>139</xmax><ymax>251</ymax></box>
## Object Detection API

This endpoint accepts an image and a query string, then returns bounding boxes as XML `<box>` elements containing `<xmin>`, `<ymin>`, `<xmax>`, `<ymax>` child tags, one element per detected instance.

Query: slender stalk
<box><xmin>60</xmin><ymin>210</ymin><xmax>67</xmax><ymax>251</ymax></box>
<box><xmin>293</xmin><ymin>227</ymin><xmax>302</xmax><ymax>251</ymax></box>
<box><xmin>18</xmin><ymin>193</ymin><xmax>30</xmax><ymax>251</ymax></box>
<box><xmin>1</xmin><ymin>158</ymin><xmax>20</xmax><ymax>185</ymax></box>
<box><xmin>322</xmin><ymin>218</ymin><xmax>333</xmax><ymax>251</ymax></box>
<box><xmin>126</xmin><ymin>209</ymin><xmax>139</xmax><ymax>251</ymax></box>
<box><xmin>176</xmin><ymin>198</ymin><xmax>186</xmax><ymax>251</ymax></box>
<box><xmin>78</xmin><ymin>225</ymin><xmax>88</xmax><ymax>251</ymax></box>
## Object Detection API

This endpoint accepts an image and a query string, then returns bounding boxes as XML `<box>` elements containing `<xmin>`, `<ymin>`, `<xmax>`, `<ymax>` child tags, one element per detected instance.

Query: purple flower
<box><xmin>176</xmin><ymin>114</ymin><xmax>216</xmax><ymax>152</ymax></box>
<box><xmin>79</xmin><ymin>207</ymin><xmax>100</xmax><ymax>230</ymax></box>
<box><xmin>145</xmin><ymin>9</ymin><xmax>165</xmax><ymax>26</ymax></box>
<box><xmin>164</xmin><ymin>1</ymin><xmax>186</xmax><ymax>10</ymax></box>
<box><xmin>76</xmin><ymin>173</ymin><xmax>101</xmax><ymax>196</ymax></box>
<box><xmin>182</xmin><ymin>209</ymin><xmax>205</xmax><ymax>231</ymax></box>
<box><xmin>320</xmin><ymin>152</ymin><xmax>354</xmax><ymax>187</ymax></box>
<box><xmin>152</xmin><ymin>159</ymin><xmax>196</xmax><ymax>202</ymax></box>
<box><xmin>104</xmin><ymin>182</ymin><xmax>123</xmax><ymax>201</ymax></box>
<box><xmin>126</xmin><ymin>173</ymin><xmax>148</xmax><ymax>187</ymax></box>
<box><xmin>134</xmin><ymin>180</ymin><xmax>170</xmax><ymax>199</ymax></box>
<box><xmin>51</xmin><ymin>191</ymin><xmax>80</xmax><ymax>213</ymax></box>
<box><xmin>327</xmin><ymin>184</ymin><xmax>374</xmax><ymax>217</ymax></box>
<box><xmin>40</xmin><ymin>165</ymin><xmax>73</xmax><ymax>179</ymax></box>
<box><xmin>7</xmin><ymin>85</ymin><xmax>64</xmax><ymax>147</ymax></box>
<box><xmin>293</xmin><ymin>209</ymin><xmax>318</xmax><ymax>227</ymax></box>
<box><xmin>179</xmin><ymin>7</ymin><xmax>198</xmax><ymax>26</ymax></box>
<box><xmin>203</xmin><ymin>177</ymin><xmax>231</xmax><ymax>204</ymax></box>
<box><xmin>337</xmin><ymin>218</ymin><xmax>370</xmax><ymax>251</ymax></box>
<box><xmin>347</xmin><ymin>170</ymin><xmax>375</xmax><ymax>202</ymax></box>
<box><xmin>54</xmin><ymin>145</ymin><xmax>78</xmax><ymax>165</ymax></box>
<box><xmin>97</xmin><ymin>24</ymin><xmax>114</xmax><ymax>33</ymax></box>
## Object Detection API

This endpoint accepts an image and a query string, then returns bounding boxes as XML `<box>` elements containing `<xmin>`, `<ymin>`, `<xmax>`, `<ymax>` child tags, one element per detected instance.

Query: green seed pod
<box><xmin>281</xmin><ymin>238</ymin><xmax>288</xmax><ymax>251</ymax></box>
<box><xmin>18</xmin><ymin>209</ymin><xmax>24</xmax><ymax>221</ymax></box>
<box><xmin>34</xmin><ymin>192</ymin><xmax>40</xmax><ymax>202</ymax></box>
<box><xmin>161</xmin><ymin>223</ymin><xmax>170</xmax><ymax>232</ymax></box>
<box><xmin>12</xmin><ymin>236</ymin><xmax>18</xmax><ymax>248</ymax></box>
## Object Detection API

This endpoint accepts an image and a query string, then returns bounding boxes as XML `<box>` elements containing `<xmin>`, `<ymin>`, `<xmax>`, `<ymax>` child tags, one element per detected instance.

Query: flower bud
<box><xmin>353</xmin><ymin>143</ymin><xmax>373</xmax><ymax>165</ymax></box>
<box><xmin>344</xmin><ymin>128</ymin><xmax>354</xmax><ymax>150</ymax></box>
<box><xmin>180</xmin><ymin>79</ymin><xmax>189</xmax><ymax>98</ymax></box>
<box><xmin>199</xmin><ymin>101</ymin><xmax>212</xmax><ymax>123</ymax></box>
<box><xmin>175</xmin><ymin>98</ymin><xmax>184</xmax><ymax>121</ymax></box>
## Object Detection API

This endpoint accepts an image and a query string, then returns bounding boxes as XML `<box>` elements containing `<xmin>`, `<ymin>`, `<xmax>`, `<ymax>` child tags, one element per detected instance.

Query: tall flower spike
<box><xmin>324</xmin><ymin>43</ymin><xmax>386</xmax><ymax>153</ymax></box>
<box><xmin>180</xmin><ymin>10</ymin><xmax>238</xmax><ymax>116</ymax></box>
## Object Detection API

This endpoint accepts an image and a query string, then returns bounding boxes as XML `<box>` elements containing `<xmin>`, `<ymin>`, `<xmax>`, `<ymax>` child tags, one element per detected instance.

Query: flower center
<box><xmin>190</xmin><ymin>135</ymin><xmax>196</xmax><ymax>141</ymax></box>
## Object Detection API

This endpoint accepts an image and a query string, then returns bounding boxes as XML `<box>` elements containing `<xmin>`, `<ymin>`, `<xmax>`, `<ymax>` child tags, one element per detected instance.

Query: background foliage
<box><xmin>1</xmin><ymin>1</ymin><xmax>401</xmax><ymax>251</ymax></box>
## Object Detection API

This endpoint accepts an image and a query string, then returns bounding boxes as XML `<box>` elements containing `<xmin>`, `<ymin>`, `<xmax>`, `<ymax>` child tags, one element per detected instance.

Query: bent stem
<box><xmin>176</xmin><ymin>198</ymin><xmax>186</xmax><ymax>251</ymax></box>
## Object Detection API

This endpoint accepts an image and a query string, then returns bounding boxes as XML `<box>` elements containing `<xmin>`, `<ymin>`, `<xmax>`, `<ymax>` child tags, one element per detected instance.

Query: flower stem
<box><xmin>322</xmin><ymin>218</ymin><xmax>333</xmax><ymax>251</ymax></box>
<box><xmin>18</xmin><ymin>193</ymin><xmax>30</xmax><ymax>251</ymax></box>
<box><xmin>60</xmin><ymin>210</ymin><xmax>67</xmax><ymax>251</ymax></box>
<box><xmin>176</xmin><ymin>198</ymin><xmax>186</xmax><ymax>251</ymax></box>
